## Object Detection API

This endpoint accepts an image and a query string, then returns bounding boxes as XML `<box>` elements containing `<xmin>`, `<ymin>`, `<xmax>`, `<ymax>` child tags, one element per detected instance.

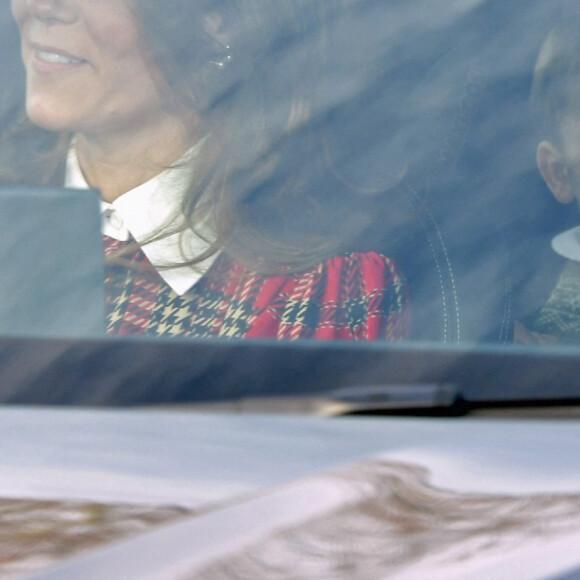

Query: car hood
<box><xmin>3</xmin><ymin>407</ymin><xmax>580</xmax><ymax>579</ymax></box>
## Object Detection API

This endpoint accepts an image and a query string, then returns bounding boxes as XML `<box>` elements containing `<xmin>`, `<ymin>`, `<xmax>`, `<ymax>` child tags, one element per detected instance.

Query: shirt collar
<box><xmin>552</xmin><ymin>226</ymin><xmax>580</xmax><ymax>262</ymax></box>
<box><xmin>65</xmin><ymin>143</ymin><xmax>216</xmax><ymax>296</ymax></box>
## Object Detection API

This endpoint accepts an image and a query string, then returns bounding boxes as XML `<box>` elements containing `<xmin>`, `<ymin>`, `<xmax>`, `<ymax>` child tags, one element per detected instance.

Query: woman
<box><xmin>3</xmin><ymin>0</ymin><xmax>410</xmax><ymax>340</ymax></box>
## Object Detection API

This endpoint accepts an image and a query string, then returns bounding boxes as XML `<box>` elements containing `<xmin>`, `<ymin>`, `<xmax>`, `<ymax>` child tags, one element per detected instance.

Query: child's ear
<box><xmin>537</xmin><ymin>140</ymin><xmax>575</xmax><ymax>204</ymax></box>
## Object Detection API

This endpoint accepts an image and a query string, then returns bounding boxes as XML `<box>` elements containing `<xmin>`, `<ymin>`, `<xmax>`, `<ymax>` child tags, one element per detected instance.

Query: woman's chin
<box><xmin>25</xmin><ymin>113</ymin><xmax>72</xmax><ymax>133</ymax></box>
<box><xmin>25</xmin><ymin>100</ymin><xmax>77</xmax><ymax>133</ymax></box>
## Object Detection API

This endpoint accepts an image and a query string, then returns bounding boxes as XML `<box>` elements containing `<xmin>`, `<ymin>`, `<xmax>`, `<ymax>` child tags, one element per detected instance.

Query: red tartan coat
<box><xmin>104</xmin><ymin>236</ymin><xmax>410</xmax><ymax>341</ymax></box>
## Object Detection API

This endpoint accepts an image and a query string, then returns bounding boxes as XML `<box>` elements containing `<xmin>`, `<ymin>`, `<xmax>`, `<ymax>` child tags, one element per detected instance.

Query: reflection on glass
<box><xmin>0</xmin><ymin>0</ymin><xmax>579</xmax><ymax>346</ymax></box>
<box><xmin>0</xmin><ymin>0</ymin><xmax>413</xmax><ymax>341</ymax></box>
<box><xmin>192</xmin><ymin>460</ymin><xmax>580</xmax><ymax>580</ymax></box>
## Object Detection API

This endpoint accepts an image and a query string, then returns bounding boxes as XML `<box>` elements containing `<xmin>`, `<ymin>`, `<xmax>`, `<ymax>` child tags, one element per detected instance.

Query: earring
<box><xmin>210</xmin><ymin>45</ymin><xmax>232</xmax><ymax>69</ymax></box>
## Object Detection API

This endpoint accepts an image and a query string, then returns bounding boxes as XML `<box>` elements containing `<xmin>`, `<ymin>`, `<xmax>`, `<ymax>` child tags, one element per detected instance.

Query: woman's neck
<box><xmin>74</xmin><ymin>110</ymin><xmax>201</xmax><ymax>203</ymax></box>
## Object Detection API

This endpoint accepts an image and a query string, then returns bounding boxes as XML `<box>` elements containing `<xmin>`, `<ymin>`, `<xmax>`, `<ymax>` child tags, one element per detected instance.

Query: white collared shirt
<box><xmin>65</xmin><ymin>144</ymin><xmax>216</xmax><ymax>296</ymax></box>
<box><xmin>552</xmin><ymin>226</ymin><xmax>580</xmax><ymax>263</ymax></box>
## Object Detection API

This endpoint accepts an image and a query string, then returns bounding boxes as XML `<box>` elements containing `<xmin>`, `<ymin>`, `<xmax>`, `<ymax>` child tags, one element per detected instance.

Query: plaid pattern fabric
<box><xmin>529</xmin><ymin>260</ymin><xmax>580</xmax><ymax>342</ymax></box>
<box><xmin>104</xmin><ymin>236</ymin><xmax>411</xmax><ymax>341</ymax></box>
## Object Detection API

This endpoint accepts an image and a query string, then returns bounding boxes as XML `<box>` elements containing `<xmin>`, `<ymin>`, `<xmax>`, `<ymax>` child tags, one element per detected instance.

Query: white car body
<box><xmin>2</xmin><ymin>406</ymin><xmax>580</xmax><ymax>579</ymax></box>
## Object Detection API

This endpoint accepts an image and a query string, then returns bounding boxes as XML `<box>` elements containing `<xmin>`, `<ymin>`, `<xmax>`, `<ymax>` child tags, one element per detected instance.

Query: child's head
<box><xmin>532</xmin><ymin>17</ymin><xmax>580</xmax><ymax>206</ymax></box>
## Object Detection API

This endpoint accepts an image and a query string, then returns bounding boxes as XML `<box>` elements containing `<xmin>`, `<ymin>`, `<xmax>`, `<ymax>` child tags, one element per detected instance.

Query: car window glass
<box><xmin>0</xmin><ymin>0</ymin><xmax>577</xmax><ymax>350</ymax></box>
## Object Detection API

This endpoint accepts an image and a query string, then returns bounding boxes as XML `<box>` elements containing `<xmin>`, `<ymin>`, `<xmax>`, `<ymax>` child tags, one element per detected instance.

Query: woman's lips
<box><xmin>36</xmin><ymin>49</ymin><xmax>84</xmax><ymax>65</ymax></box>
<box><xmin>29</xmin><ymin>44</ymin><xmax>87</xmax><ymax>73</ymax></box>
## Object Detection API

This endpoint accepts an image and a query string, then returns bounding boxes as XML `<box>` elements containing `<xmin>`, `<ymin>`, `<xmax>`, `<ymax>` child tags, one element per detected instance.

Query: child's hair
<box><xmin>530</xmin><ymin>10</ymin><xmax>580</xmax><ymax>143</ymax></box>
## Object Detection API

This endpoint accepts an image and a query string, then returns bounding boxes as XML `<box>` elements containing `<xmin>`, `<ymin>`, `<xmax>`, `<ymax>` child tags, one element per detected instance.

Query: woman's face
<box><xmin>12</xmin><ymin>0</ymin><xmax>171</xmax><ymax>137</ymax></box>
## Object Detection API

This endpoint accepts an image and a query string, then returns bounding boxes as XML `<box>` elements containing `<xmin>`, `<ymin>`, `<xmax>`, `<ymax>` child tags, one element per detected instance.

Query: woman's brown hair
<box><xmin>0</xmin><ymin>0</ymin><xmax>374</xmax><ymax>273</ymax></box>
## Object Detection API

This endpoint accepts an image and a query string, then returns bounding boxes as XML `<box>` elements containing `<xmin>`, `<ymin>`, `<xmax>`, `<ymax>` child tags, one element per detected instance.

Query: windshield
<box><xmin>5</xmin><ymin>3</ymin><xmax>580</xmax><ymax>576</ymax></box>
<box><xmin>0</xmin><ymin>0</ymin><xmax>579</xmax><ymax>402</ymax></box>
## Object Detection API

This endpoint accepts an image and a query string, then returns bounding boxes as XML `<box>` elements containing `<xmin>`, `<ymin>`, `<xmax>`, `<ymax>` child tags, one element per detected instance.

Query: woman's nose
<box><xmin>21</xmin><ymin>0</ymin><xmax>77</xmax><ymax>23</ymax></box>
